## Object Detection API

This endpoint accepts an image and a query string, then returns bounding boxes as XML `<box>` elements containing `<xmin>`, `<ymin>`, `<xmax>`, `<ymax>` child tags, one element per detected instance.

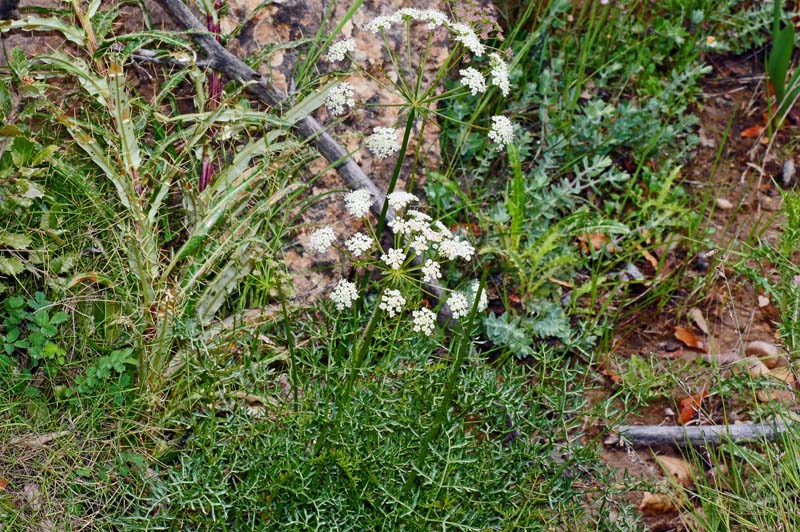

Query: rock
<box><xmin>782</xmin><ymin>158</ymin><xmax>796</xmax><ymax>188</ymax></box>
<box><xmin>716</xmin><ymin>197</ymin><xmax>734</xmax><ymax>210</ymax></box>
<box><xmin>757</xmin><ymin>389</ymin><xmax>795</xmax><ymax>404</ymax></box>
<box><xmin>739</xmin><ymin>357</ymin><xmax>770</xmax><ymax>378</ymax></box>
<box><xmin>745</xmin><ymin>340</ymin><xmax>788</xmax><ymax>369</ymax></box>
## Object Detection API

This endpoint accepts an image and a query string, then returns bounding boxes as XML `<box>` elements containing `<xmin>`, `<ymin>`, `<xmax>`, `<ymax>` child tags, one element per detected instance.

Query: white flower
<box><xmin>420</xmin><ymin>9</ymin><xmax>449</xmax><ymax>28</ymax></box>
<box><xmin>410</xmin><ymin>234</ymin><xmax>429</xmax><ymax>253</ymax></box>
<box><xmin>380</xmin><ymin>288</ymin><xmax>406</xmax><ymax>317</ymax></box>
<box><xmin>366</xmin><ymin>13</ymin><xmax>401</xmax><ymax>33</ymax></box>
<box><xmin>489</xmin><ymin>53</ymin><xmax>510</xmax><ymax>97</ymax></box>
<box><xmin>459</xmin><ymin>67</ymin><xmax>486</xmax><ymax>96</ymax></box>
<box><xmin>330</xmin><ymin>279</ymin><xmax>358</xmax><ymax>310</ymax></box>
<box><xmin>450</xmin><ymin>23</ymin><xmax>485</xmax><ymax>56</ymax></box>
<box><xmin>325</xmin><ymin>82</ymin><xmax>355</xmax><ymax>116</ymax></box>
<box><xmin>345</xmin><ymin>232</ymin><xmax>372</xmax><ymax>257</ymax></box>
<box><xmin>439</xmin><ymin>237</ymin><xmax>475</xmax><ymax>261</ymax></box>
<box><xmin>388</xmin><ymin>217</ymin><xmax>411</xmax><ymax>236</ymax></box>
<box><xmin>345</xmin><ymin>188</ymin><xmax>372</xmax><ymax>218</ymax></box>
<box><xmin>705</xmin><ymin>35</ymin><xmax>717</xmax><ymax>48</ymax></box>
<box><xmin>365</xmin><ymin>127</ymin><xmax>399</xmax><ymax>158</ymax></box>
<box><xmin>422</xmin><ymin>259</ymin><xmax>441</xmax><ymax>283</ymax></box>
<box><xmin>488</xmin><ymin>115</ymin><xmax>514</xmax><ymax>147</ymax></box>
<box><xmin>407</xmin><ymin>210</ymin><xmax>431</xmax><ymax>221</ymax></box>
<box><xmin>381</xmin><ymin>248</ymin><xmax>406</xmax><ymax>270</ymax></box>
<box><xmin>412</xmin><ymin>308</ymin><xmax>437</xmax><ymax>336</ymax></box>
<box><xmin>447</xmin><ymin>292</ymin><xmax>470</xmax><ymax>319</ymax></box>
<box><xmin>469</xmin><ymin>280</ymin><xmax>488</xmax><ymax>312</ymax></box>
<box><xmin>327</xmin><ymin>38</ymin><xmax>356</xmax><ymax>62</ymax></box>
<box><xmin>308</xmin><ymin>226</ymin><xmax>336</xmax><ymax>253</ymax></box>
<box><xmin>387</xmin><ymin>191</ymin><xmax>418</xmax><ymax>210</ymax></box>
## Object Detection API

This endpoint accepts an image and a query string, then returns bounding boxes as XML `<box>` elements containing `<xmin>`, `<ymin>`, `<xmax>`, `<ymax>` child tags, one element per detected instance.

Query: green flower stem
<box><xmin>375</xmin><ymin>109</ymin><xmax>416</xmax><ymax>238</ymax></box>
<box><xmin>313</xmin><ymin>290</ymin><xmax>384</xmax><ymax>457</ymax></box>
<box><xmin>403</xmin><ymin>274</ymin><xmax>487</xmax><ymax>495</ymax></box>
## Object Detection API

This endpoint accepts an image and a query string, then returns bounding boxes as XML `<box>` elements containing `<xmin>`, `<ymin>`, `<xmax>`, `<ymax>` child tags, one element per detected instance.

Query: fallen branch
<box><xmin>155</xmin><ymin>0</ymin><xmax>449</xmax><ymax>306</ymax></box>
<box><xmin>613</xmin><ymin>422</ymin><xmax>791</xmax><ymax>447</ymax></box>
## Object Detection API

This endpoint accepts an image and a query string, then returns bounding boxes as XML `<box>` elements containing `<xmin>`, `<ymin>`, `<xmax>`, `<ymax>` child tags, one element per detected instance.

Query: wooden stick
<box><xmin>613</xmin><ymin>423</ymin><xmax>791</xmax><ymax>447</ymax></box>
<box><xmin>155</xmin><ymin>0</ymin><xmax>450</xmax><ymax>307</ymax></box>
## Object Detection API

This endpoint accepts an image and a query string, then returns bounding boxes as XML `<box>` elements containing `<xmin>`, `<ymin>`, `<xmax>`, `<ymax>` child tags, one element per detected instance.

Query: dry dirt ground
<box><xmin>598</xmin><ymin>54</ymin><xmax>799</xmax><ymax>531</ymax></box>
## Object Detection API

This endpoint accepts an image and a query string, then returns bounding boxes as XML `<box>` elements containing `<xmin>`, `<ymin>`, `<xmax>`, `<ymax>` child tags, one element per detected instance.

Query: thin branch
<box><xmin>155</xmin><ymin>0</ymin><xmax>450</xmax><ymax>307</ymax></box>
<box><xmin>612</xmin><ymin>422</ymin><xmax>791</xmax><ymax>447</ymax></box>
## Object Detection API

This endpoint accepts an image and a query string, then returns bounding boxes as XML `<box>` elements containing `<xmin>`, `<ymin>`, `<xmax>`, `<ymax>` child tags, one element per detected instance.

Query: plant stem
<box><xmin>403</xmin><ymin>274</ymin><xmax>487</xmax><ymax>494</ymax></box>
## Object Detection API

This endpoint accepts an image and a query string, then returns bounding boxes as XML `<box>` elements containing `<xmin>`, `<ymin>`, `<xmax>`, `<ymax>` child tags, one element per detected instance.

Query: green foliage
<box><xmin>1</xmin><ymin>292</ymin><xmax>68</xmax><ymax>373</ymax></box>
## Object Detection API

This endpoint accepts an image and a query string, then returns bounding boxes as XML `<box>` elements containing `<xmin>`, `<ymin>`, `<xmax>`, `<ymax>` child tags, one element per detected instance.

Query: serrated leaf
<box><xmin>0</xmin><ymin>256</ymin><xmax>24</xmax><ymax>275</ymax></box>
<box><xmin>0</xmin><ymin>232</ymin><xmax>31</xmax><ymax>249</ymax></box>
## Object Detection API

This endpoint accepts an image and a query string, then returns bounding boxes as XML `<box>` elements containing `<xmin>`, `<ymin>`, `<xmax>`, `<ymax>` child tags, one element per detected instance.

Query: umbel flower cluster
<box><xmin>308</xmin><ymin>189</ymin><xmax>487</xmax><ymax>336</ymax></box>
<box><xmin>323</xmin><ymin>8</ymin><xmax>516</xmax><ymax>150</ymax></box>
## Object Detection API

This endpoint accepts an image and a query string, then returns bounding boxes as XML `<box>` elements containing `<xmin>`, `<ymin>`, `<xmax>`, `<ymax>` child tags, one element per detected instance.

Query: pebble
<box><xmin>745</xmin><ymin>340</ymin><xmax>788</xmax><ymax>369</ymax></box>
<box><xmin>716</xmin><ymin>197</ymin><xmax>734</xmax><ymax>210</ymax></box>
<box><xmin>782</xmin><ymin>158</ymin><xmax>796</xmax><ymax>188</ymax></box>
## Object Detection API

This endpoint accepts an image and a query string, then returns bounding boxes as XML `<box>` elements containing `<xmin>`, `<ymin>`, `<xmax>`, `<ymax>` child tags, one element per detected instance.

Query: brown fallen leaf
<box><xmin>674</xmin><ymin>326</ymin><xmax>708</xmax><ymax>353</ymax></box>
<box><xmin>0</xmin><ymin>477</ymin><xmax>7</xmax><ymax>491</ymax></box>
<box><xmin>768</xmin><ymin>366</ymin><xmax>796</xmax><ymax>384</ymax></box>
<box><xmin>678</xmin><ymin>390</ymin><xmax>708</xmax><ymax>424</ymax></box>
<box><xmin>655</xmin><ymin>455</ymin><xmax>695</xmax><ymax>489</ymax></box>
<box><xmin>740</xmin><ymin>124</ymin><xmax>765</xmax><ymax>138</ymax></box>
<box><xmin>577</xmin><ymin>232</ymin><xmax>617</xmax><ymax>253</ymax></box>
<box><xmin>639</xmin><ymin>491</ymin><xmax>678</xmax><ymax>515</ymax></box>
<box><xmin>688</xmin><ymin>308</ymin><xmax>709</xmax><ymax>335</ymax></box>
<box><xmin>9</xmin><ymin>430</ymin><xmax>72</xmax><ymax>448</ymax></box>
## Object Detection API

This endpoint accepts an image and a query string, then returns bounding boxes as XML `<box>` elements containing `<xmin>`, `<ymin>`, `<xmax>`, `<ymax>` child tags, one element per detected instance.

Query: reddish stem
<box><xmin>199</xmin><ymin>1</ymin><xmax>224</xmax><ymax>192</ymax></box>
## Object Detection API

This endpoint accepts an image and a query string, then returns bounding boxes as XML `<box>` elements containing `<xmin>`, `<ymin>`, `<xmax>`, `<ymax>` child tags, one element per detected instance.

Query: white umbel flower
<box><xmin>345</xmin><ymin>188</ymin><xmax>372</xmax><ymax>218</ymax></box>
<box><xmin>412</xmin><ymin>308</ymin><xmax>437</xmax><ymax>336</ymax></box>
<box><xmin>387</xmin><ymin>191</ymin><xmax>418</xmax><ymax>211</ymax></box>
<box><xmin>330</xmin><ymin>279</ymin><xmax>358</xmax><ymax>310</ymax></box>
<box><xmin>450</xmin><ymin>23</ymin><xmax>485</xmax><ymax>56</ymax></box>
<box><xmin>459</xmin><ymin>67</ymin><xmax>486</xmax><ymax>96</ymax></box>
<box><xmin>379</xmin><ymin>289</ymin><xmax>406</xmax><ymax>317</ymax></box>
<box><xmin>421</xmin><ymin>259</ymin><xmax>441</xmax><ymax>283</ymax></box>
<box><xmin>439</xmin><ymin>237</ymin><xmax>475</xmax><ymax>261</ymax></box>
<box><xmin>488</xmin><ymin>115</ymin><xmax>514</xmax><ymax>147</ymax></box>
<box><xmin>308</xmin><ymin>226</ymin><xmax>336</xmax><ymax>253</ymax></box>
<box><xmin>345</xmin><ymin>232</ymin><xmax>372</xmax><ymax>257</ymax></box>
<box><xmin>489</xmin><ymin>53</ymin><xmax>510</xmax><ymax>97</ymax></box>
<box><xmin>366</xmin><ymin>13</ymin><xmax>401</xmax><ymax>33</ymax></box>
<box><xmin>447</xmin><ymin>292</ymin><xmax>470</xmax><ymax>319</ymax></box>
<box><xmin>327</xmin><ymin>38</ymin><xmax>356</xmax><ymax>62</ymax></box>
<box><xmin>381</xmin><ymin>248</ymin><xmax>406</xmax><ymax>270</ymax></box>
<box><xmin>366</xmin><ymin>127</ymin><xmax>399</xmax><ymax>158</ymax></box>
<box><xmin>325</xmin><ymin>82</ymin><xmax>355</xmax><ymax>116</ymax></box>
<box><xmin>469</xmin><ymin>280</ymin><xmax>488</xmax><ymax>312</ymax></box>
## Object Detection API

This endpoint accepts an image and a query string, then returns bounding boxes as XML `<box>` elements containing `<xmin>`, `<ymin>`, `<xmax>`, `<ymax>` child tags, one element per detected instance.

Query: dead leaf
<box><xmin>688</xmin><ymin>308</ymin><xmax>709</xmax><ymax>335</ymax></box>
<box><xmin>768</xmin><ymin>366</ymin><xmax>796</xmax><ymax>384</ymax></box>
<box><xmin>740</xmin><ymin>124</ymin><xmax>765</xmax><ymax>138</ymax></box>
<box><xmin>639</xmin><ymin>492</ymin><xmax>678</xmax><ymax>515</ymax></box>
<box><xmin>678</xmin><ymin>390</ymin><xmax>708</xmax><ymax>424</ymax></box>
<box><xmin>577</xmin><ymin>232</ymin><xmax>617</xmax><ymax>253</ymax></box>
<box><xmin>655</xmin><ymin>455</ymin><xmax>695</xmax><ymax>488</ymax></box>
<box><xmin>674</xmin><ymin>326</ymin><xmax>708</xmax><ymax>353</ymax></box>
<box><xmin>0</xmin><ymin>478</ymin><xmax>7</xmax><ymax>491</ymax></box>
<box><xmin>10</xmin><ymin>430</ymin><xmax>71</xmax><ymax>448</ymax></box>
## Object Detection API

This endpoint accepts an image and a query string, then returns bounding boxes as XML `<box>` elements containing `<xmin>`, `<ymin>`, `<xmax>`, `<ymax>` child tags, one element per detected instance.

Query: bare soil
<box><xmin>599</xmin><ymin>54</ymin><xmax>800</xmax><ymax>531</ymax></box>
